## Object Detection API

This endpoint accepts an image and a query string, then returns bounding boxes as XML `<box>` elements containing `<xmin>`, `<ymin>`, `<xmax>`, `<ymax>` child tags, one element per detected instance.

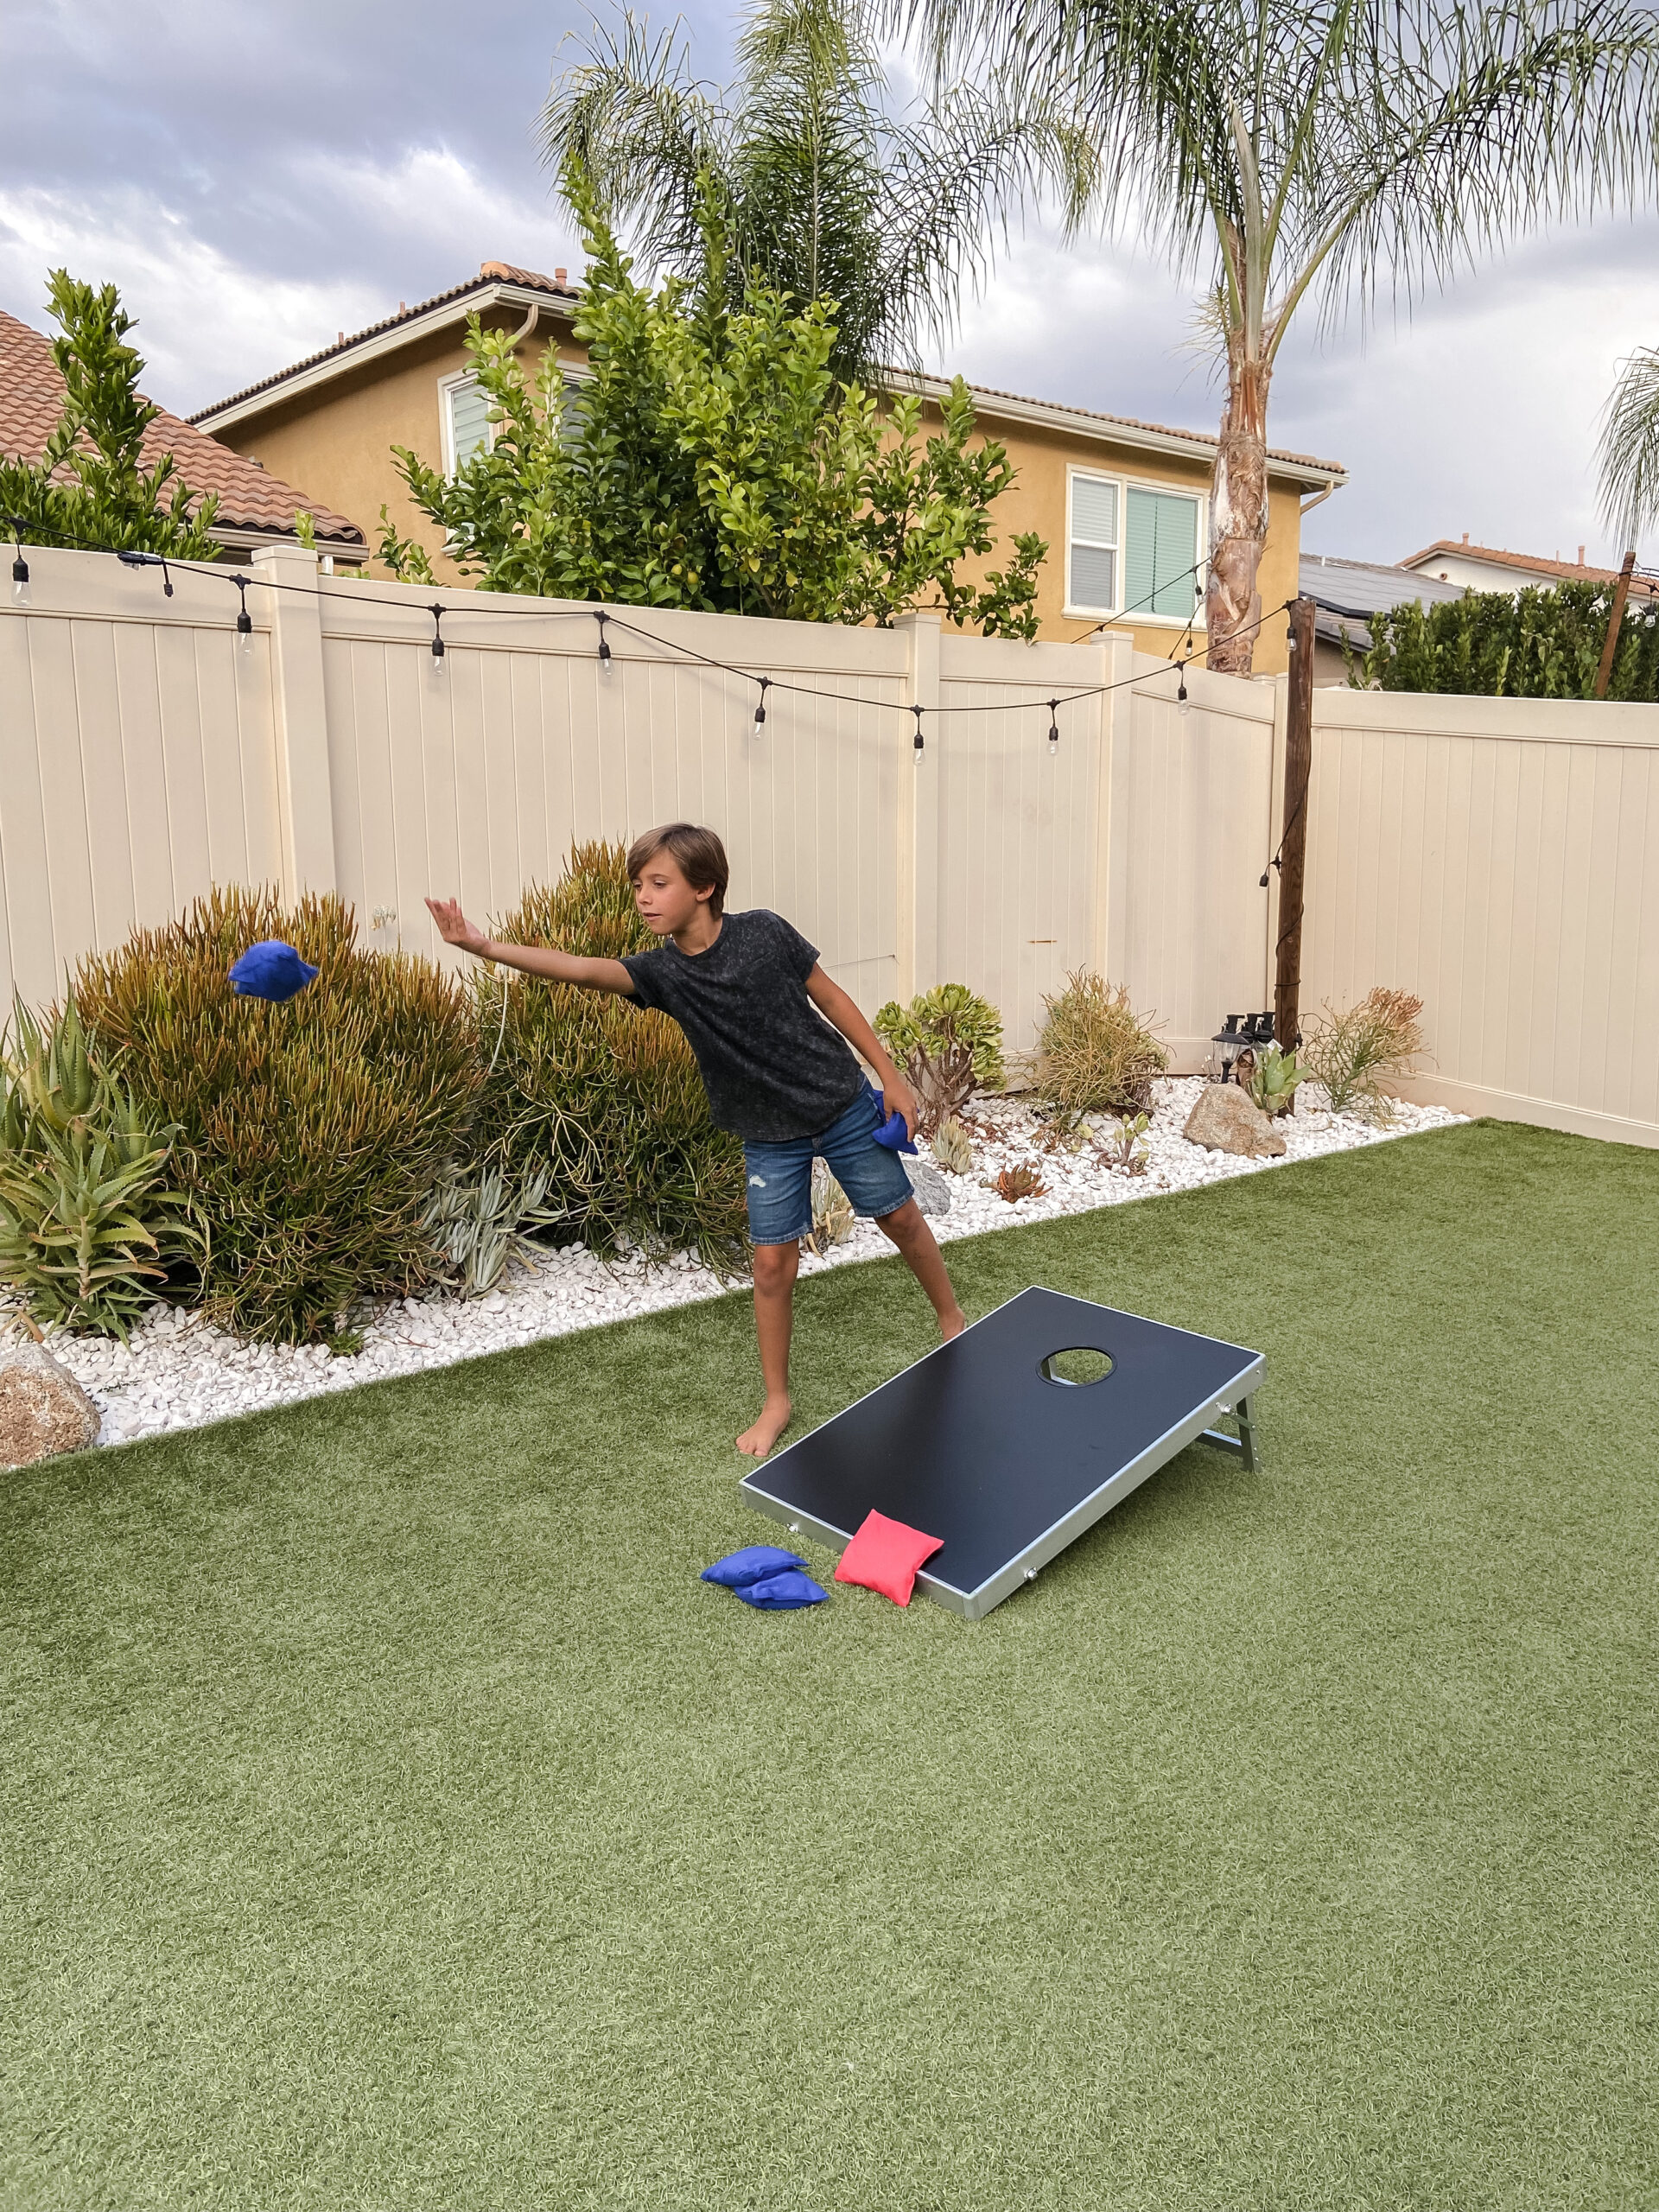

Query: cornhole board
<box><xmin>741</xmin><ymin>1287</ymin><xmax>1264</xmax><ymax>1620</ymax></box>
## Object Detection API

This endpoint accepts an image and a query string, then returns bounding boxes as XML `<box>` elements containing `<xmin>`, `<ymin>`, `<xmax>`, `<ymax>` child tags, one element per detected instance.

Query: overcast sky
<box><xmin>6</xmin><ymin>0</ymin><xmax>1658</xmax><ymax>568</ymax></box>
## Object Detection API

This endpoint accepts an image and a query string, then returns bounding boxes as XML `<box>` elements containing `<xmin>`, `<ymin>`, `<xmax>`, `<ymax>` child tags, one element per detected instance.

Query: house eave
<box><xmin>887</xmin><ymin>371</ymin><xmax>1348</xmax><ymax>492</ymax></box>
<box><xmin>190</xmin><ymin>283</ymin><xmax>575</xmax><ymax>435</ymax></box>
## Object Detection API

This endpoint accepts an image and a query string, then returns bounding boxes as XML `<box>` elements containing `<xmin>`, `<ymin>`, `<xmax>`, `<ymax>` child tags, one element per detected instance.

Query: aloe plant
<box><xmin>423</xmin><ymin>1161</ymin><xmax>564</xmax><ymax>1297</ymax></box>
<box><xmin>0</xmin><ymin>994</ymin><xmax>198</xmax><ymax>1338</ymax></box>
<box><xmin>1248</xmin><ymin>1045</ymin><xmax>1306</xmax><ymax>1119</ymax></box>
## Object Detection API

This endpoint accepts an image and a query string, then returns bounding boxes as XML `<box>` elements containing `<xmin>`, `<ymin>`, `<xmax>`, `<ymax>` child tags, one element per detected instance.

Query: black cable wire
<box><xmin>10</xmin><ymin>517</ymin><xmax>1292</xmax><ymax>728</ymax></box>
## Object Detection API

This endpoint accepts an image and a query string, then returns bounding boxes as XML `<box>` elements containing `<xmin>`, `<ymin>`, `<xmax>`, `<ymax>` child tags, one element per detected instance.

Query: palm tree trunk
<box><xmin>1205</xmin><ymin>353</ymin><xmax>1272</xmax><ymax>674</ymax></box>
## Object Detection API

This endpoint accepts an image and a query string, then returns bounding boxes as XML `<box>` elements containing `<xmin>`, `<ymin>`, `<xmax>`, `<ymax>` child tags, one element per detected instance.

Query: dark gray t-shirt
<box><xmin>621</xmin><ymin>909</ymin><xmax>864</xmax><ymax>1142</ymax></box>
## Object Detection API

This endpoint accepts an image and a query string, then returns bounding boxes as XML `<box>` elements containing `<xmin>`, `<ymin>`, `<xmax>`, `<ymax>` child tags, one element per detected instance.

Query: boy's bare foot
<box><xmin>940</xmin><ymin>1306</ymin><xmax>967</xmax><ymax>1342</ymax></box>
<box><xmin>736</xmin><ymin>1393</ymin><xmax>792</xmax><ymax>1459</ymax></box>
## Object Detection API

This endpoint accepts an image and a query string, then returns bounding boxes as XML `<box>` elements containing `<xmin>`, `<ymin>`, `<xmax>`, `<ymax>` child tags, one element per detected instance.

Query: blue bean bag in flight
<box><xmin>229</xmin><ymin>939</ymin><xmax>320</xmax><ymax>1002</ymax></box>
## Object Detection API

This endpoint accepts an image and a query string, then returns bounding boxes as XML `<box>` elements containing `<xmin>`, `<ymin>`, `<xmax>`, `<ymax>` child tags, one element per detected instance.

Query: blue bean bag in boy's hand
<box><xmin>701</xmin><ymin>1545</ymin><xmax>810</xmax><ymax>1590</ymax></box>
<box><xmin>734</xmin><ymin>1568</ymin><xmax>829</xmax><ymax>1610</ymax></box>
<box><xmin>867</xmin><ymin>1084</ymin><xmax>918</xmax><ymax>1155</ymax></box>
<box><xmin>228</xmin><ymin>939</ymin><xmax>320</xmax><ymax>1002</ymax></box>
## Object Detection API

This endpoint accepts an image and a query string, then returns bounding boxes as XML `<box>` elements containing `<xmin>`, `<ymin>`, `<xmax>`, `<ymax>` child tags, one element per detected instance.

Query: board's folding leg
<box><xmin>1200</xmin><ymin>1392</ymin><xmax>1261</xmax><ymax>1472</ymax></box>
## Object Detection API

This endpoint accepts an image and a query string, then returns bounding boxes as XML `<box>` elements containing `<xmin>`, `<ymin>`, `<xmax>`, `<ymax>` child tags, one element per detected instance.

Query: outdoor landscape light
<box><xmin>1211</xmin><ymin>1014</ymin><xmax>1250</xmax><ymax>1082</ymax></box>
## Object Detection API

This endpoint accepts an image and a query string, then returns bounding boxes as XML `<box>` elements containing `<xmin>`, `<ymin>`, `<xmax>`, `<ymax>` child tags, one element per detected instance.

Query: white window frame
<box><xmin>1064</xmin><ymin>465</ymin><xmax>1209</xmax><ymax>630</ymax></box>
<box><xmin>437</xmin><ymin>359</ymin><xmax>594</xmax><ymax>478</ymax></box>
<box><xmin>437</xmin><ymin>368</ymin><xmax>493</xmax><ymax>479</ymax></box>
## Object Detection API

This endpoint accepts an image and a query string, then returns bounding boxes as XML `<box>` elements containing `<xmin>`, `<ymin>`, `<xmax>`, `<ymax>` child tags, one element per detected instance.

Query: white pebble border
<box><xmin>11</xmin><ymin>1078</ymin><xmax>1463</xmax><ymax>1451</ymax></box>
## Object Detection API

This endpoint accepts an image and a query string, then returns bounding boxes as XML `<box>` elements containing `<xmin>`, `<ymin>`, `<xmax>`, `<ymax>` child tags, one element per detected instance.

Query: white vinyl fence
<box><xmin>2</xmin><ymin>543</ymin><xmax>1656</xmax><ymax>1147</ymax></box>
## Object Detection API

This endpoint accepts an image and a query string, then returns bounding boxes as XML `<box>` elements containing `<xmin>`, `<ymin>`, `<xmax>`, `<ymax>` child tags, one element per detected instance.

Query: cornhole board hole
<box><xmin>741</xmin><ymin>1287</ymin><xmax>1264</xmax><ymax>1620</ymax></box>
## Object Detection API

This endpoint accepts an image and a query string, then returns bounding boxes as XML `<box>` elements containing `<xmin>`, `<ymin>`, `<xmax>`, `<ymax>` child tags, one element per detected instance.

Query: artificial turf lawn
<box><xmin>2</xmin><ymin>1121</ymin><xmax>1656</xmax><ymax>2212</ymax></box>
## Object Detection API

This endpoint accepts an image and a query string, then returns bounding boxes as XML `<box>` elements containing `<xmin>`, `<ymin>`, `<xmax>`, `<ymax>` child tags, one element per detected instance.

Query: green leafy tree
<box><xmin>1352</xmin><ymin>578</ymin><xmax>1659</xmax><ymax>700</ymax></box>
<box><xmin>902</xmin><ymin>0</ymin><xmax>1659</xmax><ymax>671</ymax></box>
<box><xmin>0</xmin><ymin>271</ymin><xmax>219</xmax><ymax>558</ymax></box>
<box><xmin>540</xmin><ymin>0</ymin><xmax>1078</xmax><ymax>385</ymax></box>
<box><xmin>379</xmin><ymin>188</ymin><xmax>1046</xmax><ymax>633</ymax></box>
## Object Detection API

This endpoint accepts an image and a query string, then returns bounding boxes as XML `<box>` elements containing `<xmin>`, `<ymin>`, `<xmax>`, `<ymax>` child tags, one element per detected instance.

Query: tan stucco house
<box><xmin>191</xmin><ymin>261</ymin><xmax>1345</xmax><ymax>676</ymax></box>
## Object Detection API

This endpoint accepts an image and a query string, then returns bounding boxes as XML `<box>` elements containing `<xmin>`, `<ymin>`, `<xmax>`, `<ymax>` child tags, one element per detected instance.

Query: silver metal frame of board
<box><xmin>742</xmin><ymin>1326</ymin><xmax>1267</xmax><ymax>1621</ymax></box>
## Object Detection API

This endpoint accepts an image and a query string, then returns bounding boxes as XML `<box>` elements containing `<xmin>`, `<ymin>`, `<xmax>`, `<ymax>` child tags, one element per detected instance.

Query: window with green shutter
<box><xmin>1067</xmin><ymin>474</ymin><xmax>1118</xmax><ymax>612</ymax></box>
<box><xmin>1123</xmin><ymin>486</ymin><xmax>1202</xmax><ymax>620</ymax></box>
<box><xmin>446</xmin><ymin>376</ymin><xmax>493</xmax><ymax>474</ymax></box>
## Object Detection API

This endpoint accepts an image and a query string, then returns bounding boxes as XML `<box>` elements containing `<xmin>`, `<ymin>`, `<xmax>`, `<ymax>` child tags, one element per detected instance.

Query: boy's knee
<box><xmin>877</xmin><ymin>1197</ymin><xmax>923</xmax><ymax>1240</ymax></box>
<box><xmin>752</xmin><ymin>1240</ymin><xmax>799</xmax><ymax>1287</ymax></box>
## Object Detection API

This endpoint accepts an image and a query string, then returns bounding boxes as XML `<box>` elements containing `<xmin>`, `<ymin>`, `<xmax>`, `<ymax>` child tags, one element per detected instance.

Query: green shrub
<box><xmin>0</xmin><ymin>993</ymin><xmax>198</xmax><ymax>1338</ymax></box>
<box><xmin>74</xmin><ymin>887</ymin><xmax>479</xmax><ymax>1343</ymax></box>
<box><xmin>1352</xmin><ymin>579</ymin><xmax>1659</xmax><ymax>700</ymax></box>
<box><xmin>874</xmin><ymin>982</ymin><xmax>1005</xmax><ymax>1091</ymax></box>
<box><xmin>474</xmin><ymin>843</ymin><xmax>749</xmax><ymax>1270</ymax></box>
<box><xmin>1034</xmin><ymin>971</ymin><xmax>1166</xmax><ymax>1126</ymax></box>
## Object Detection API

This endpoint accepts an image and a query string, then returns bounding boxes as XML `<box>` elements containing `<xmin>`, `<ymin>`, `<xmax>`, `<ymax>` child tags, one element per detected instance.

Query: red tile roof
<box><xmin>1401</xmin><ymin>537</ymin><xmax>1657</xmax><ymax>594</ymax></box>
<box><xmin>0</xmin><ymin>307</ymin><xmax>365</xmax><ymax>549</ymax></box>
<box><xmin>190</xmin><ymin>263</ymin><xmax>580</xmax><ymax>424</ymax></box>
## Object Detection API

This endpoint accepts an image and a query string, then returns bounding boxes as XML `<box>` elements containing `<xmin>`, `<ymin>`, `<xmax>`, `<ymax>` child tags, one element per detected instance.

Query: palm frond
<box><xmin>1598</xmin><ymin>346</ymin><xmax>1659</xmax><ymax>552</ymax></box>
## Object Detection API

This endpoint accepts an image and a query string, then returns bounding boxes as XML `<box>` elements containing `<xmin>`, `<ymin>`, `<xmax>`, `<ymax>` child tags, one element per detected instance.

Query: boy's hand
<box><xmin>882</xmin><ymin>1072</ymin><xmax>920</xmax><ymax>1140</ymax></box>
<box><xmin>424</xmin><ymin>896</ymin><xmax>488</xmax><ymax>957</ymax></box>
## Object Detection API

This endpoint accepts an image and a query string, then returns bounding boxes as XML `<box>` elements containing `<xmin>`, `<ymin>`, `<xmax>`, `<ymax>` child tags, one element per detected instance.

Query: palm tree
<box><xmin>898</xmin><ymin>0</ymin><xmax>1659</xmax><ymax>669</ymax></box>
<box><xmin>539</xmin><ymin>0</ymin><xmax>1077</xmax><ymax>385</ymax></box>
<box><xmin>1598</xmin><ymin>345</ymin><xmax>1659</xmax><ymax>556</ymax></box>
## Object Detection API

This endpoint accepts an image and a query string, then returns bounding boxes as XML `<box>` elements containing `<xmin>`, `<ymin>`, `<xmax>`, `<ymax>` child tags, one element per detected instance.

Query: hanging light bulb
<box><xmin>594</xmin><ymin>610</ymin><xmax>612</xmax><ymax>665</ymax></box>
<box><xmin>429</xmin><ymin>602</ymin><xmax>447</xmax><ymax>676</ymax></box>
<box><xmin>1177</xmin><ymin>669</ymin><xmax>1190</xmax><ymax>717</ymax></box>
<box><xmin>233</xmin><ymin>574</ymin><xmax>252</xmax><ymax>658</ymax></box>
<box><xmin>1047</xmin><ymin>698</ymin><xmax>1059</xmax><ymax>756</ymax></box>
<box><xmin>753</xmin><ymin>676</ymin><xmax>770</xmax><ymax>731</ymax></box>
<box><xmin>10</xmin><ymin>524</ymin><xmax>29</xmax><ymax>607</ymax></box>
<box><xmin>912</xmin><ymin>704</ymin><xmax>925</xmax><ymax>762</ymax></box>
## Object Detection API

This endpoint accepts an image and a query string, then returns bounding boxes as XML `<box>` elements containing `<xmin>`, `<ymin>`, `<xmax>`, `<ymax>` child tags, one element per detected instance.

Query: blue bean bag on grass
<box><xmin>701</xmin><ymin>1546</ymin><xmax>829</xmax><ymax>1609</ymax></box>
<box><xmin>734</xmin><ymin>1569</ymin><xmax>829</xmax><ymax>1610</ymax></box>
<box><xmin>702</xmin><ymin>1545</ymin><xmax>808</xmax><ymax>1588</ymax></box>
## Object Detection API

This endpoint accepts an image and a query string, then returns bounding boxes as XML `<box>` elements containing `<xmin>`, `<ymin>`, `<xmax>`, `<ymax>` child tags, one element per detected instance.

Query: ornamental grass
<box><xmin>474</xmin><ymin>843</ymin><xmax>749</xmax><ymax>1272</ymax></box>
<box><xmin>1033</xmin><ymin>970</ymin><xmax>1167</xmax><ymax>1127</ymax></box>
<box><xmin>73</xmin><ymin>887</ymin><xmax>478</xmax><ymax>1343</ymax></box>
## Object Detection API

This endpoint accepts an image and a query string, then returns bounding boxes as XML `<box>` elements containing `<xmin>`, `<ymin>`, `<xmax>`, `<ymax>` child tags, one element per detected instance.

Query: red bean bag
<box><xmin>834</xmin><ymin>1510</ymin><xmax>944</xmax><ymax>1607</ymax></box>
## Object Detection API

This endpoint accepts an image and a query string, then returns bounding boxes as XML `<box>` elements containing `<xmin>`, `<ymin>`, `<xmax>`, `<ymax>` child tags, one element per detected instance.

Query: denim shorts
<box><xmin>743</xmin><ymin>1083</ymin><xmax>915</xmax><ymax>1245</ymax></box>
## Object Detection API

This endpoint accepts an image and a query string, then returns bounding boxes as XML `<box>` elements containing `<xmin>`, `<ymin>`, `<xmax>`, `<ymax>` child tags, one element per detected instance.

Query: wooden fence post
<box><xmin>1274</xmin><ymin>595</ymin><xmax>1316</xmax><ymax>1048</ymax></box>
<box><xmin>1593</xmin><ymin>550</ymin><xmax>1637</xmax><ymax>700</ymax></box>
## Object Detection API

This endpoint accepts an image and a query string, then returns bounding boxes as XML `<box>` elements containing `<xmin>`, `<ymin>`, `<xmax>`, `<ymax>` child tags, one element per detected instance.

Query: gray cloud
<box><xmin>5</xmin><ymin>0</ymin><xmax>1657</xmax><ymax>566</ymax></box>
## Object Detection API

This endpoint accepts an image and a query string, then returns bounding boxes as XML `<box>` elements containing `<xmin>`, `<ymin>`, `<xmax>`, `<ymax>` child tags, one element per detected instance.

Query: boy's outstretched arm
<box><xmin>423</xmin><ymin>897</ymin><xmax>635</xmax><ymax>995</ymax></box>
<box><xmin>805</xmin><ymin>965</ymin><xmax>920</xmax><ymax>1135</ymax></box>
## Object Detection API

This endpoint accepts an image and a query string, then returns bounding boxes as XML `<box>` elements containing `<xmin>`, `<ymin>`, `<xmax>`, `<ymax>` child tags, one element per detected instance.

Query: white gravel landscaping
<box><xmin>13</xmin><ymin>1077</ymin><xmax>1464</xmax><ymax>1451</ymax></box>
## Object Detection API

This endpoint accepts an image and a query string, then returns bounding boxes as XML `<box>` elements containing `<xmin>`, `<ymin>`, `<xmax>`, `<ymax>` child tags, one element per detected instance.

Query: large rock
<box><xmin>1182</xmin><ymin>1082</ymin><xmax>1287</xmax><ymax>1160</ymax></box>
<box><xmin>902</xmin><ymin>1155</ymin><xmax>952</xmax><ymax>1217</ymax></box>
<box><xmin>0</xmin><ymin>1338</ymin><xmax>101</xmax><ymax>1469</ymax></box>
